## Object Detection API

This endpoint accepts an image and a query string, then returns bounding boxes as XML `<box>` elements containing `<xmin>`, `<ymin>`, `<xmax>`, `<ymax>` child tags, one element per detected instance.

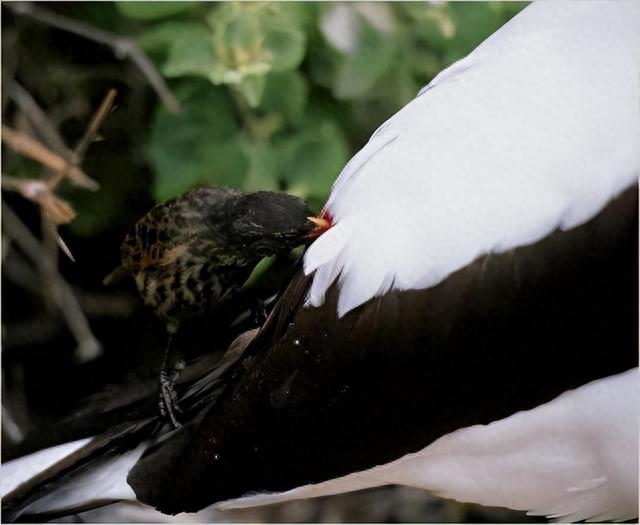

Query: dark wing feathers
<box><xmin>2</xmin><ymin>419</ymin><xmax>156</xmax><ymax>522</ymax></box>
<box><xmin>1</xmin><ymin>333</ymin><xmax>255</xmax><ymax>521</ymax></box>
<box><xmin>129</xmin><ymin>186</ymin><xmax>638</xmax><ymax>514</ymax></box>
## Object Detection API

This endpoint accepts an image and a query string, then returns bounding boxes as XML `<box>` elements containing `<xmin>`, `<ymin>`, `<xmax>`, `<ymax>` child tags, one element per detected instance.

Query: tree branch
<box><xmin>7</xmin><ymin>2</ymin><xmax>181</xmax><ymax>114</ymax></box>
<box><xmin>2</xmin><ymin>202</ymin><xmax>102</xmax><ymax>362</ymax></box>
<box><xmin>6</xmin><ymin>79</ymin><xmax>69</xmax><ymax>156</ymax></box>
<box><xmin>72</xmin><ymin>88</ymin><xmax>117</xmax><ymax>162</ymax></box>
<box><xmin>1</xmin><ymin>125</ymin><xmax>98</xmax><ymax>190</ymax></box>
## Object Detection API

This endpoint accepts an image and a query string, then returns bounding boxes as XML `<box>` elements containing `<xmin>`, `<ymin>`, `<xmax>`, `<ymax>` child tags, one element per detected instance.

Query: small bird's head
<box><xmin>231</xmin><ymin>192</ymin><xmax>329</xmax><ymax>256</ymax></box>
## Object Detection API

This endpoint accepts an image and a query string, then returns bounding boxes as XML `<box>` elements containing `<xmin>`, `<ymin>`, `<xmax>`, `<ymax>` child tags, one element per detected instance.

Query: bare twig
<box><xmin>40</xmin><ymin>209</ymin><xmax>60</xmax><ymax>308</ymax></box>
<box><xmin>3</xmin><ymin>176</ymin><xmax>77</xmax><ymax>259</ymax></box>
<box><xmin>6</xmin><ymin>82</ymin><xmax>115</xmax><ymax>185</ymax></box>
<box><xmin>3</xmin><ymin>87</ymin><xmax>118</xmax><ymax>263</ymax></box>
<box><xmin>6</xmin><ymin>81</ymin><xmax>100</xmax><ymax>227</ymax></box>
<box><xmin>1</xmin><ymin>125</ymin><xmax>98</xmax><ymax>190</ymax></box>
<box><xmin>47</xmin><ymin>88</ymin><xmax>117</xmax><ymax>260</ymax></box>
<box><xmin>72</xmin><ymin>88</ymin><xmax>117</xmax><ymax>161</ymax></box>
<box><xmin>56</xmin><ymin>235</ymin><xmax>75</xmax><ymax>262</ymax></box>
<box><xmin>0</xmin><ymin>174</ymin><xmax>39</xmax><ymax>193</ymax></box>
<box><xmin>2</xmin><ymin>201</ymin><xmax>102</xmax><ymax>362</ymax></box>
<box><xmin>7</xmin><ymin>2</ymin><xmax>181</xmax><ymax>114</ymax></box>
<box><xmin>6</xmin><ymin>79</ymin><xmax>69</xmax><ymax>156</ymax></box>
<box><xmin>2</xmin><ymin>175</ymin><xmax>77</xmax><ymax>224</ymax></box>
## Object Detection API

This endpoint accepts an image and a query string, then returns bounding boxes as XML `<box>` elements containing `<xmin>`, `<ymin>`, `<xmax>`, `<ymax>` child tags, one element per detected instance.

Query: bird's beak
<box><xmin>307</xmin><ymin>216</ymin><xmax>331</xmax><ymax>238</ymax></box>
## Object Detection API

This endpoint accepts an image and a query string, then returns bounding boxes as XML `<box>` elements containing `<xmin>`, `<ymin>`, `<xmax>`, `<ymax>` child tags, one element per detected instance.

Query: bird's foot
<box><xmin>158</xmin><ymin>361</ymin><xmax>185</xmax><ymax>429</ymax></box>
<box><xmin>252</xmin><ymin>299</ymin><xmax>267</xmax><ymax>326</ymax></box>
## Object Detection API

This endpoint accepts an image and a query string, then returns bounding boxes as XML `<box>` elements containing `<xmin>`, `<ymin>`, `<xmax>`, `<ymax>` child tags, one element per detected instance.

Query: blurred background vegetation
<box><xmin>2</xmin><ymin>2</ymin><xmax>539</xmax><ymax>522</ymax></box>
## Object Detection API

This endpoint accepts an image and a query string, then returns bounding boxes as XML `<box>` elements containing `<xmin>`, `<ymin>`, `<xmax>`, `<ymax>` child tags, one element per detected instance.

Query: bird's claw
<box><xmin>159</xmin><ymin>369</ymin><xmax>183</xmax><ymax>429</ymax></box>
<box><xmin>252</xmin><ymin>299</ymin><xmax>267</xmax><ymax>326</ymax></box>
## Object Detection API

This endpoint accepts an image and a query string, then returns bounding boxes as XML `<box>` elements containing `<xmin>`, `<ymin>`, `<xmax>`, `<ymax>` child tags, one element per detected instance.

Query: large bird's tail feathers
<box><xmin>1</xmin><ymin>329</ymin><xmax>256</xmax><ymax>522</ymax></box>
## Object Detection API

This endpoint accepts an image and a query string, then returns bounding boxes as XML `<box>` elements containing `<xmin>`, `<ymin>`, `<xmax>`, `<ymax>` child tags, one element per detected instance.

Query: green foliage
<box><xmin>329</xmin><ymin>15</ymin><xmax>398</xmax><ymax>100</ymax></box>
<box><xmin>259</xmin><ymin>71</ymin><xmax>308</xmax><ymax>124</ymax></box>
<box><xmin>279</xmin><ymin>116</ymin><xmax>349</xmax><ymax>199</ymax></box>
<box><xmin>156</xmin><ymin>23</ymin><xmax>218</xmax><ymax>79</ymax></box>
<box><xmin>149</xmin><ymin>80</ymin><xmax>248</xmax><ymax>201</ymax></box>
<box><xmin>241</xmin><ymin>254</ymin><xmax>276</xmax><ymax>290</ymax></box>
<box><xmin>115</xmin><ymin>2</ymin><xmax>197</xmax><ymax>20</ymax></box>
<box><xmin>68</xmin><ymin>1</ymin><xmax>527</xmax><ymax>231</ymax></box>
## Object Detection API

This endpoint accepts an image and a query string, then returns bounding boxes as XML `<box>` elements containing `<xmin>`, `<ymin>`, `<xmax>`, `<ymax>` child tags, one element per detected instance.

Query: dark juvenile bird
<box><xmin>107</xmin><ymin>187</ymin><xmax>324</xmax><ymax>334</ymax></box>
<box><xmin>104</xmin><ymin>187</ymin><xmax>328</xmax><ymax>425</ymax></box>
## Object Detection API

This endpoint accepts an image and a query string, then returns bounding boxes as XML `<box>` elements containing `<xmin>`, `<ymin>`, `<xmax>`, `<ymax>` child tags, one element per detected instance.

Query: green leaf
<box><xmin>260</xmin><ymin>3</ymin><xmax>314</xmax><ymax>33</ymax></box>
<box><xmin>208</xmin><ymin>6</ymin><xmax>270</xmax><ymax>84</ymax></box>
<box><xmin>241</xmin><ymin>255</ymin><xmax>276</xmax><ymax>290</ymax></box>
<box><xmin>307</xmin><ymin>40</ymin><xmax>343</xmax><ymax>91</ymax></box>
<box><xmin>445</xmin><ymin>3</ymin><xmax>505</xmax><ymax>62</ymax></box>
<box><xmin>115</xmin><ymin>1</ymin><xmax>196</xmax><ymax>20</ymax></box>
<box><xmin>158</xmin><ymin>23</ymin><xmax>220</xmax><ymax>80</ymax></box>
<box><xmin>259</xmin><ymin>71</ymin><xmax>308</xmax><ymax>123</ymax></box>
<box><xmin>152</xmin><ymin>134</ymin><xmax>248</xmax><ymax>202</ymax></box>
<box><xmin>138</xmin><ymin>21</ymin><xmax>200</xmax><ymax>54</ymax></box>
<box><xmin>279</xmin><ymin>118</ymin><xmax>349</xmax><ymax>200</ymax></box>
<box><xmin>264</xmin><ymin>28</ymin><xmax>306</xmax><ymax>72</ymax></box>
<box><xmin>401</xmin><ymin>3</ymin><xmax>456</xmax><ymax>51</ymax></box>
<box><xmin>203</xmin><ymin>4</ymin><xmax>307</xmax><ymax>87</ymax></box>
<box><xmin>149</xmin><ymin>80</ymin><xmax>249</xmax><ymax>201</ymax></box>
<box><xmin>237</xmin><ymin>74</ymin><xmax>267</xmax><ymax>108</ymax></box>
<box><xmin>490</xmin><ymin>2</ymin><xmax>528</xmax><ymax>20</ymax></box>
<box><xmin>66</xmin><ymin>3</ymin><xmax>123</xmax><ymax>32</ymax></box>
<box><xmin>241</xmin><ymin>141</ymin><xmax>280</xmax><ymax>193</ymax></box>
<box><xmin>223</xmin><ymin>12</ymin><xmax>260</xmax><ymax>49</ymax></box>
<box><xmin>332</xmin><ymin>17</ymin><xmax>397</xmax><ymax>100</ymax></box>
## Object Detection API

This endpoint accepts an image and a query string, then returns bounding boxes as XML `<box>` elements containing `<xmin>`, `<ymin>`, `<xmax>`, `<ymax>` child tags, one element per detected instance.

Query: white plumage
<box><xmin>305</xmin><ymin>1</ymin><xmax>640</xmax><ymax>317</ymax></box>
<box><xmin>0</xmin><ymin>438</ymin><xmax>91</xmax><ymax>497</ymax></box>
<box><xmin>1</xmin><ymin>441</ymin><xmax>145</xmax><ymax>518</ymax></box>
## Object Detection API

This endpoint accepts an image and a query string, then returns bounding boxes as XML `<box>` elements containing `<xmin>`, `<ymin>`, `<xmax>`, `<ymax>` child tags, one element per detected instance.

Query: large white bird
<box><xmin>2</xmin><ymin>1</ymin><xmax>638</xmax><ymax>522</ymax></box>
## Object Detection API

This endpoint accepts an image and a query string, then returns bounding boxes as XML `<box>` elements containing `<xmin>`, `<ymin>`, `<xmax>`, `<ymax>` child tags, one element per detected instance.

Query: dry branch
<box><xmin>2</xmin><ymin>202</ymin><xmax>102</xmax><ymax>362</ymax></box>
<box><xmin>1</xmin><ymin>125</ymin><xmax>98</xmax><ymax>190</ymax></box>
<box><xmin>73</xmin><ymin>88</ymin><xmax>117</xmax><ymax>162</ymax></box>
<box><xmin>3</xmin><ymin>86</ymin><xmax>119</xmax><ymax>265</ymax></box>
<box><xmin>1</xmin><ymin>175</ymin><xmax>76</xmax><ymax>225</ymax></box>
<box><xmin>7</xmin><ymin>80</ymin><xmax>69</xmax><ymax>156</ymax></box>
<box><xmin>6</xmin><ymin>2</ymin><xmax>180</xmax><ymax>114</ymax></box>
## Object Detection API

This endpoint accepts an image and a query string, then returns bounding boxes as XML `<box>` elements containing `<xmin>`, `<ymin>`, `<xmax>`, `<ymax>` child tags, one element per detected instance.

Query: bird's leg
<box><xmin>251</xmin><ymin>297</ymin><xmax>268</xmax><ymax>326</ymax></box>
<box><xmin>158</xmin><ymin>325</ymin><xmax>185</xmax><ymax>429</ymax></box>
<box><xmin>159</xmin><ymin>361</ymin><xmax>185</xmax><ymax>429</ymax></box>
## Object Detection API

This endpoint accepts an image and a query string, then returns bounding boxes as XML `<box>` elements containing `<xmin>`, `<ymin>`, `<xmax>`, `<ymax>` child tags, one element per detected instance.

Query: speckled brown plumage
<box><xmin>111</xmin><ymin>187</ymin><xmax>318</xmax><ymax>333</ymax></box>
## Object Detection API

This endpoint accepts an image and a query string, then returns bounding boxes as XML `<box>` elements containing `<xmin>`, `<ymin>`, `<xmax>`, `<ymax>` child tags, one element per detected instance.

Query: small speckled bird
<box><xmin>105</xmin><ymin>186</ymin><xmax>329</xmax><ymax>425</ymax></box>
<box><xmin>107</xmin><ymin>187</ymin><xmax>325</xmax><ymax>333</ymax></box>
